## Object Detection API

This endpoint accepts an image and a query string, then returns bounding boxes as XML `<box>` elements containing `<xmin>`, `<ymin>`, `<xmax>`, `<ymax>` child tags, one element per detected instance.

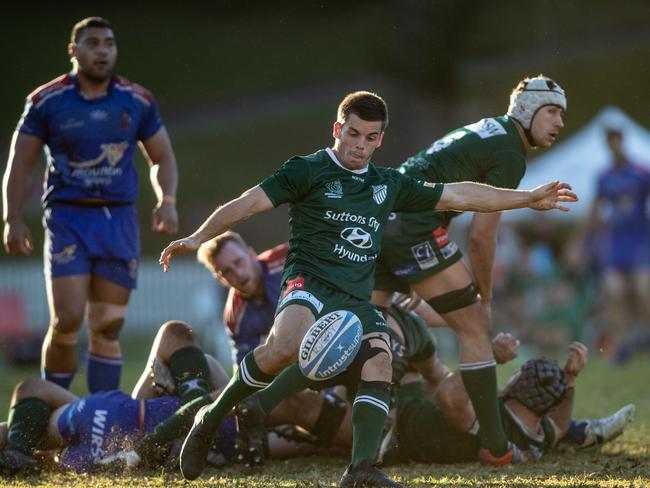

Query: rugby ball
<box><xmin>299</xmin><ymin>310</ymin><xmax>363</xmax><ymax>381</ymax></box>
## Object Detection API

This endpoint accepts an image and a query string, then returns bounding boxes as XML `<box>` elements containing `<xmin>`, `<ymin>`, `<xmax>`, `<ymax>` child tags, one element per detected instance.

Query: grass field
<box><xmin>0</xmin><ymin>340</ymin><xmax>648</xmax><ymax>487</ymax></box>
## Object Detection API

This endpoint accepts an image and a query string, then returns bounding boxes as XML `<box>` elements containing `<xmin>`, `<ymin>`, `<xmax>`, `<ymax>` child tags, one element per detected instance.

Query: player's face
<box><xmin>332</xmin><ymin>113</ymin><xmax>384</xmax><ymax>170</ymax></box>
<box><xmin>211</xmin><ymin>241</ymin><xmax>262</xmax><ymax>298</ymax></box>
<box><xmin>530</xmin><ymin>105</ymin><xmax>564</xmax><ymax>148</ymax></box>
<box><xmin>69</xmin><ymin>27</ymin><xmax>117</xmax><ymax>83</ymax></box>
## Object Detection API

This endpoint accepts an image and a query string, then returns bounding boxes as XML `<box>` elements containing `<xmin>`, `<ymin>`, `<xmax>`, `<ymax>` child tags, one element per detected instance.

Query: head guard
<box><xmin>507</xmin><ymin>75</ymin><xmax>566</xmax><ymax>146</ymax></box>
<box><xmin>504</xmin><ymin>357</ymin><xmax>568</xmax><ymax>415</ymax></box>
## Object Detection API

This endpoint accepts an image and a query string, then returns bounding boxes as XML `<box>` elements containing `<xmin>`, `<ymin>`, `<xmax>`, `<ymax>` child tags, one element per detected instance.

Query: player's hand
<box><xmin>159</xmin><ymin>235</ymin><xmax>201</xmax><ymax>272</ymax></box>
<box><xmin>394</xmin><ymin>291</ymin><xmax>422</xmax><ymax>312</ymax></box>
<box><xmin>564</xmin><ymin>341</ymin><xmax>588</xmax><ymax>378</ymax></box>
<box><xmin>3</xmin><ymin>220</ymin><xmax>33</xmax><ymax>256</ymax></box>
<box><xmin>152</xmin><ymin>201</ymin><xmax>179</xmax><ymax>235</ymax></box>
<box><xmin>492</xmin><ymin>332</ymin><xmax>520</xmax><ymax>364</ymax></box>
<box><xmin>527</xmin><ymin>181</ymin><xmax>578</xmax><ymax>212</ymax></box>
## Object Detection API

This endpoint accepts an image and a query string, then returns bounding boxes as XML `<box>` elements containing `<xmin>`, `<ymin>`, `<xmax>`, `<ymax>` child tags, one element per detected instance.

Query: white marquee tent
<box><xmin>503</xmin><ymin>105</ymin><xmax>650</xmax><ymax>221</ymax></box>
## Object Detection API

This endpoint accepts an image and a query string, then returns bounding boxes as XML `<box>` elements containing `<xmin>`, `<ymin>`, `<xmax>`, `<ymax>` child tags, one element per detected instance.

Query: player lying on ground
<box><xmin>0</xmin><ymin>320</ymin><xmax>217</xmax><ymax>475</ymax></box>
<box><xmin>378</xmin><ymin>340</ymin><xmax>635</xmax><ymax>465</ymax></box>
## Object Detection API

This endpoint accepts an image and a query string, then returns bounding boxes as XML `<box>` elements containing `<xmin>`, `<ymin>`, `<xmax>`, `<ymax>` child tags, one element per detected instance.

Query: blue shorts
<box><xmin>44</xmin><ymin>203</ymin><xmax>140</xmax><ymax>289</ymax></box>
<box><xmin>602</xmin><ymin>234</ymin><xmax>650</xmax><ymax>271</ymax></box>
<box><xmin>57</xmin><ymin>390</ymin><xmax>180</xmax><ymax>472</ymax></box>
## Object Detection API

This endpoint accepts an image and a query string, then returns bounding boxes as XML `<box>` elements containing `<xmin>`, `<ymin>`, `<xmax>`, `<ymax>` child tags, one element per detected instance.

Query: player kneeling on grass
<box><xmin>0</xmin><ymin>320</ymin><xmax>218</xmax><ymax>475</ymax></box>
<box><xmin>378</xmin><ymin>340</ymin><xmax>635</xmax><ymax>465</ymax></box>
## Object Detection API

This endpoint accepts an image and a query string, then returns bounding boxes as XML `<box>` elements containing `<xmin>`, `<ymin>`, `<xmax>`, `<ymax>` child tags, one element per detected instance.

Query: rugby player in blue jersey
<box><xmin>2</xmin><ymin>17</ymin><xmax>179</xmax><ymax>392</ymax></box>
<box><xmin>197</xmin><ymin>232</ymin><xmax>288</xmax><ymax>365</ymax></box>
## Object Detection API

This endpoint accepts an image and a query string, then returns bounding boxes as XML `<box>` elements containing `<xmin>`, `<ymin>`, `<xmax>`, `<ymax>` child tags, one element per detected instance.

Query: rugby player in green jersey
<box><xmin>159</xmin><ymin>91</ymin><xmax>576</xmax><ymax>487</ymax></box>
<box><xmin>372</xmin><ymin>75</ymin><xmax>568</xmax><ymax>466</ymax></box>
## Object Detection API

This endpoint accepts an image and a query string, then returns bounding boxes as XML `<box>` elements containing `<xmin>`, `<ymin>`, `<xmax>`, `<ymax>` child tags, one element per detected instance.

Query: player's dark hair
<box><xmin>197</xmin><ymin>231</ymin><xmax>249</xmax><ymax>276</ymax></box>
<box><xmin>70</xmin><ymin>17</ymin><xmax>112</xmax><ymax>44</ymax></box>
<box><xmin>337</xmin><ymin>91</ymin><xmax>389</xmax><ymax>130</ymax></box>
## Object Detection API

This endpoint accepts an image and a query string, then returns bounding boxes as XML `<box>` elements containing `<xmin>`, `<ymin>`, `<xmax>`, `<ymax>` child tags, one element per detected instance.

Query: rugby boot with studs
<box><xmin>339</xmin><ymin>460</ymin><xmax>403</xmax><ymax>487</ymax></box>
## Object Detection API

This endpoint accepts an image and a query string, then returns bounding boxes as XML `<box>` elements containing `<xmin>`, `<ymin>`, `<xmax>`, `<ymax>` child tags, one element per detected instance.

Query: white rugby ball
<box><xmin>299</xmin><ymin>310</ymin><xmax>363</xmax><ymax>381</ymax></box>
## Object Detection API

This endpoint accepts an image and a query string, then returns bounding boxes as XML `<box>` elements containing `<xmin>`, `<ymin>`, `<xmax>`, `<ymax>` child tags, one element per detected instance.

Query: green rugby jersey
<box><xmin>400</xmin><ymin>115</ymin><xmax>526</xmax><ymax>191</ymax></box>
<box><xmin>259</xmin><ymin>148</ymin><xmax>443</xmax><ymax>300</ymax></box>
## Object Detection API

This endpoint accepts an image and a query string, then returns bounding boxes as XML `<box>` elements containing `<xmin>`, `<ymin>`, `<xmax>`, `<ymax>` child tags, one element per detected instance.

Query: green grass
<box><xmin>1</xmin><ymin>340</ymin><xmax>649</xmax><ymax>486</ymax></box>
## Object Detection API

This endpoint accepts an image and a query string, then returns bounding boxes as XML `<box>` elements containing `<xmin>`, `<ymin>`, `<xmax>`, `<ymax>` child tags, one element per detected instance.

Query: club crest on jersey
<box><xmin>324</xmin><ymin>180</ymin><xmax>343</xmax><ymax>199</ymax></box>
<box><xmin>372</xmin><ymin>185</ymin><xmax>387</xmax><ymax>204</ymax></box>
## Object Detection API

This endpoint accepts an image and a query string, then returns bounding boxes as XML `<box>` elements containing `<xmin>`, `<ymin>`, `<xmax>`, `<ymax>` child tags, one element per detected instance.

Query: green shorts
<box><xmin>374</xmin><ymin>210</ymin><xmax>463</xmax><ymax>293</ymax></box>
<box><xmin>393</xmin><ymin>382</ymin><xmax>479</xmax><ymax>464</ymax></box>
<box><xmin>276</xmin><ymin>273</ymin><xmax>388</xmax><ymax>335</ymax></box>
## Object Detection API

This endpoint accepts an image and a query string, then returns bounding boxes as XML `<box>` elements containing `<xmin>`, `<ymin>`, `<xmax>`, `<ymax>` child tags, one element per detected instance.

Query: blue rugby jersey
<box><xmin>223</xmin><ymin>243</ymin><xmax>287</xmax><ymax>363</ymax></box>
<box><xmin>57</xmin><ymin>390</ymin><xmax>180</xmax><ymax>472</ymax></box>
<box><xmin>597</xmin><ymin>161</ymin><xmax>650</xmax><ymax>238</ymax></box>
<box><xmin>16</xmin><ymin>73</ymin><xmax>163</xmax><ymax>206</ymax></box>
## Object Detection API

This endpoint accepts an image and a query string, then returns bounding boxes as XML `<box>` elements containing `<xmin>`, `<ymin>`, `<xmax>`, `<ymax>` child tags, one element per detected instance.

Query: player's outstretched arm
<box><xmin>159</xmin><ymin>185</ymin><xmax>273</xmax><ymax>271</ymax></box>
<box><xmin>436</xmin><ymin>181</ymin><xmax>577</xmax><ymax>213</ymax></box>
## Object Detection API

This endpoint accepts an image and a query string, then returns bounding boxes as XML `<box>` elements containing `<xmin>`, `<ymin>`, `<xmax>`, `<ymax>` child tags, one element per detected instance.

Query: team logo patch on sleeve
<box><xmin>372</xmin><ymin>185</ymin><xmax>387</xmax><ymax>204</ymax></box>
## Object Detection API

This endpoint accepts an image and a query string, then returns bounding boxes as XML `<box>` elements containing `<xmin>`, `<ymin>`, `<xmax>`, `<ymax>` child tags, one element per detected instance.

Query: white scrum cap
<box><xmin>507</xmin><ymin>75</ymin><xmax>567</xmax><ymax>129</ymax></box>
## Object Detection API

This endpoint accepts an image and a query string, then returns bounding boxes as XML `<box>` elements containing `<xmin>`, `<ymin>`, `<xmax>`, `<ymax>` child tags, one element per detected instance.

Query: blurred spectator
<box><xmin>588</xmin><ymin>127</ymin><xmax>650</xmax><ymax>364</ymax></box>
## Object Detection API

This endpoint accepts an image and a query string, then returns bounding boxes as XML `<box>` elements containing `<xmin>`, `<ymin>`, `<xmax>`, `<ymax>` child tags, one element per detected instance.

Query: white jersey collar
<box><xmin>326</xmin><ymin>147</ymin><xmax>369</xmax><ymax>175</ymax></box>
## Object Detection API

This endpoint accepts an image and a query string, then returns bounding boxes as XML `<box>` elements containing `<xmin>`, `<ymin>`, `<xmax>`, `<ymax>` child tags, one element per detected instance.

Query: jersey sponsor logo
<box><xmin>283</xmin><ymin>277</ymin><xmax>305</xmax><ymax>297</ymax></box>
<box><xmin>324</xmin><ymin>211</ymin><xmax>380</xmax><ymax>232</ymax></box>
<box><xmin>352</xmin><ymin>175</ymin><xmax>365</xmax><ymax>182</ymax></box>
<box><xmin>52</xmin><ymin>244</ymin><xmax>77</xmax><ymax>264</ymax></box>
<box><xmin>91</xmin><ymin>409</ymin><xmax>108</xmax><ymax>460</ymax></box>
<box><xmin>333</xmin><ymin>244</ymin><xmax>378</xmax><ymax>263</ymax></box>
<box><xmin>90</xmin><ymin>109</ymin><xmax>109</xmax><ymax>121</ymax></box>
<box><xmin>372</xmin><ymin>185</ymin><xmax>387</xmax><ymax>204</ymax></box>
<box><xmin>60</xmin><ymin>118</ymin><xmax>85</xmax><ymax>131</ymax></box>
<box><xmin>426</xmin><ymin>131</ymin><xmax>465</xmax><ymax>154</ymax></box>
<box><xmin>393</xmin><ymin>264</ymin><xmax>418</xmax><ymax>276</ymax></box>
<box><xmin>340</xmin><ymin>227</ymin><xmax>373</xmax><ymax>249</ymax></box>
<box><xmin>432</xmin><ymin>227</ymin><xmax>449</xmax><ymax>247</ymax></box>
<box><xmin>411</xmin><ymin>242</ymin><xmax>439</xmax><ymax>270</ymax></box>
<box><xmin>324</xmin><ymin>180</ymin><xmax>343</xmax><ymax>199</ymax></box>
<box><xmin>440</xmin><ymin>241</ymin><xmax>459</xmax><ymax>259</ymax></box>
<box><xmin>464</xmin><ymin>117</ymin><xmax>506</xmax><ymax>139</ymax></box>
<box><xmin>68</xmin><ymin>141</ymin><xmax>129</xmax><ymax>169</ymax></box>
<box><xmin>279</xmin><ymin>290</ymin><xmax>324</xmax><ymax>313</ymax></box>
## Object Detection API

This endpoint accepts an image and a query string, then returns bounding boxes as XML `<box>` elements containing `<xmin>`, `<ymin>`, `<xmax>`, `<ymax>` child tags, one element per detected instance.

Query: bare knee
<box><xmin>49</xmin><ymin>309</ymin><xmax>84</xmax><ymax>344</ymax></box>
<box><xmin>13</xmin><ymin>378</ymin><xmax>49</xmax><ymax>403</ymax></box>
<box><xmin>360</xmin><ymin>350</ymin><xmax>392</xmax><ymax>382</ymax></box>
<box><xmin>158</xmin><ymin>320</ymin><xmax>196</xmax><ymax>347</ymax></box>
<box><xmin>88</xmin><ymin>302</ymin><xmax>127</xmax><ymax>342</ymax></box>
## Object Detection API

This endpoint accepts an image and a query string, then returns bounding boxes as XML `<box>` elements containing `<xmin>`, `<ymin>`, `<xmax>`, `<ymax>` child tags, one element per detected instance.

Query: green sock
<box><xmin>138</xmin><ymin>394</ymin><xmax>212</xmax><ymax>460</ymax></box>
<box><xmin>169</xmin><ymin>346</ymin><xmax>212</xmax><ymax>404</ymax></box>
<box><xmin>203</xmin><ymin>352</ymin><xmax>275</xmax><ymax>429</ymax></box>
<box><xmin>257</xmin><ymin>363</ymin><xmax>314</xmax><ymax>415</ymax></box>
<box><xmin>460</xmin><ymin>361</ymin><xmax>508</xmax><ymax>456</ymax></box>
<box><xmin>350</xmin><ymin>381</ymin><xmax>391</xmax><ymax>466</ymax></box>
<box><xmin>6</xmin><ymin>397</ymin><xmax>51</xmax><ymax>455</ymax></box>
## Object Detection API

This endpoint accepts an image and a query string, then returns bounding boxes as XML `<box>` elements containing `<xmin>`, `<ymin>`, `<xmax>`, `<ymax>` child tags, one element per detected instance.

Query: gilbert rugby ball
<box><xmin>299</xmin><ymin>310</ymin><xmax>362</xmax><ymax>381</ymax></box>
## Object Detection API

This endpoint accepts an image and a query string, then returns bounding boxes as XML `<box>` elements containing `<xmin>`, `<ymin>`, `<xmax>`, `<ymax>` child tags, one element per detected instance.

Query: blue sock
<box><xmin>42</xmin><ymin>368</ymin><xmax>75</xmax><ymax>389</ymax></box>
<box><xmin>87</xmin><ymin>352</ymin><xmax>122</xmax><ymax>392</ymax></box>
<box><xmin>562</xmin><ymin>420</ymin><xmax>587</xmax><ymax>445</ymax></box>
